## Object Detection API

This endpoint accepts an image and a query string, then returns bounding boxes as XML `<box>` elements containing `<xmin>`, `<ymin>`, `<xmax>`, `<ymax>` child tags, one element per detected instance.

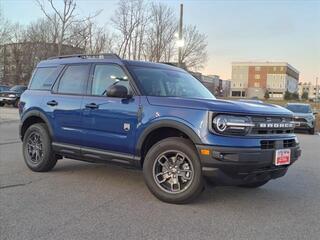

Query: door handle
<box><xmin>47</xmin><ymin>100</ymin><xmax>58</xmax><ymax>106</ymax></box>
<box><xmin>85</xmin><ymin>103</ymin><xmax>99</xmax><ymax>109</ymax></box>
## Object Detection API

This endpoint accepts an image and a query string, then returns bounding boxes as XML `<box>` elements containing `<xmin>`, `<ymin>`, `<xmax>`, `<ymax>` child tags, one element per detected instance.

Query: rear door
<box><xmin>43</xmin><ymin>64</ymin><xmax>91</xmax><ymax>146</ymax></box>
<box><xmin>81</xmin><ymin>63</ymin><xmax>140</xmax><ymax>155</ymax></box>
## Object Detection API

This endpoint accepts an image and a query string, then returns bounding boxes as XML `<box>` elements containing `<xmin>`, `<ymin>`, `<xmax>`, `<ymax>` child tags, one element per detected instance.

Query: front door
<box><xmin>81</xmin><ymin>63</ymin><xmax>140</xmax><ymax>155</ymax></box>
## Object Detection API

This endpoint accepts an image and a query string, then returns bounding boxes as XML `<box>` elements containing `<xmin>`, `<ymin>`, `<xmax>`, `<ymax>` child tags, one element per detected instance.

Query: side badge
<box><xmin>124</xmin><ymin>123</ymin><xmax>130</xmax><ymax>132</ymax></box>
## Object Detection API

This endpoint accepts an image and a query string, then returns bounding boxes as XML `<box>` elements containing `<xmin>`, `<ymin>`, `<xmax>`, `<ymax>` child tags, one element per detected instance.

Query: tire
<box><xmin>238</xmin><ymin>180</ymin><xmax>269</xmax><ymax>188</ymax></box>
<box><xmin>23</xmin><ymin>123</ymin><xmax>57</xmax><ymax>172</ymax></box>
<box><xmin>0</xmin><ymin>102</ymin><xmax>4</xmax><ymax>107</ymax></box>
<box><xmin>143</xmin><ymin>137</ymin><xmax>204</xmax><ymax>204</ymax></box>
<box><xmin>309</xmin><ymin>128</ymin><xmax>315</xmax><ymax>135</ymax></box>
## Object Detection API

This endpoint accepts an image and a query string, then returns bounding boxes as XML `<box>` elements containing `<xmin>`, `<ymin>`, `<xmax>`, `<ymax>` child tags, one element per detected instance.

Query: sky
<box><xmin>1</xmin><ymin>0</ymin><xmax>320</xmax><ymax>83</ymax></box>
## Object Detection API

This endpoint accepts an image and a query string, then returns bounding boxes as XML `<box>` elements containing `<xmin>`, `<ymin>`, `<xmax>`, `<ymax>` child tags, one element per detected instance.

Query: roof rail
<box><xmin>47</xmin><ymin>53</ymin><xmax>121</xmax><ymax>60</ymax></box>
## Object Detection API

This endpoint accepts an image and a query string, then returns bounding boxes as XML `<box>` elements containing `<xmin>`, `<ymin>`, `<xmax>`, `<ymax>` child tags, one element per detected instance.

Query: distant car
<box><xmin>0</xmin><ymin>85</ymin><xmax>27</xmax><ymax>107</ymax></box>
<box><xmin>285</xmin><ymin>103</ymin><xmax>317</xmax><ymax>134</ymax></box>
<box><xmin>0</xmin><ymin>85</ymin><xmax>10</xmax><ymax>93</ymax></box>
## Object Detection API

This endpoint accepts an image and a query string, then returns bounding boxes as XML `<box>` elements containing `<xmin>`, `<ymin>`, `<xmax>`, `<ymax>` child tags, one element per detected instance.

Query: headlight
<box><xmin>211</xmin><ymin>114</ymin><xmax>254</xmax><ymax>135</ymax></box>
<box><xmin>8</xmin><ymin>94</ymin><xmax>16</xmax><ymax>97</ymax></box>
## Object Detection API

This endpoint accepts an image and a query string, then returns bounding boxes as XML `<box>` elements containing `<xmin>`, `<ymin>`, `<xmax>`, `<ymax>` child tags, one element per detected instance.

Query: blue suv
<box><xmin>19</xmin><ymin>54</ymin><xmax>301</xmax><ymax>203</ymax></box>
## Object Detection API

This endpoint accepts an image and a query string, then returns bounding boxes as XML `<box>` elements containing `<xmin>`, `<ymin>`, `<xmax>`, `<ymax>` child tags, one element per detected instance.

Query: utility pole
<box><xmin>316</xmin><ymin>76</ymin><xmax>319</xmax><ymax>109</ymax></box>
<box><xmin>178</xmin><ymin>4</ymin><xmax>183</xmax><ymax>67</ymax></box>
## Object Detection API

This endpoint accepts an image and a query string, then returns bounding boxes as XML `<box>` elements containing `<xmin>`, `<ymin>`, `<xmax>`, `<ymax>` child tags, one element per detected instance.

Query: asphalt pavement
<box><xmin>1</xmin><ymin>107</ymin><xmax>320</xmax><ymax>240</ymax></box>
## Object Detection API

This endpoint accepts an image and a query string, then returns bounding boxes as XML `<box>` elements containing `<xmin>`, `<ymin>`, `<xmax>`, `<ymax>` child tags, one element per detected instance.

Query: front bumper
<box><xmin>197</xmin><ymin>143</ymin><xmax>301</xmax><ymax>186</ymax></box>
<box><xmin>0</xmin><ymin>97</ymin><xmax>17</xmax><ymax>104</ymax></box>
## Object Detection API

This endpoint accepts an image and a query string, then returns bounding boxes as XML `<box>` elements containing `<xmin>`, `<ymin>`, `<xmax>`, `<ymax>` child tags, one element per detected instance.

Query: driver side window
<box><xmin>91</xmin><ymin>64</ymin><xmax>130</xmax><ymax>96</ymax></box>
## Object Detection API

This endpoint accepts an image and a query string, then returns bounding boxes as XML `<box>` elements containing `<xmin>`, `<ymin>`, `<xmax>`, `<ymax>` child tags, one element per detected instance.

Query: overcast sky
<box><xmin>2</xmin><ymin>0</ymin><xmax>320</xmax><ymax>83</ymax></box>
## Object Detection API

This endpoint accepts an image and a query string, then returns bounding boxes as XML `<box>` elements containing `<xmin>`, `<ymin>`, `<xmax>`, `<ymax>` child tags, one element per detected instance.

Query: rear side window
<box><xmin>57</xmin><ymin>65</ymin><xmax>90</xmax><ymax>94</ymax></box>
<box><xmin>29</xmin><ymin>67</ymin><xmax>57</xmax><ymax>90</ymax></box>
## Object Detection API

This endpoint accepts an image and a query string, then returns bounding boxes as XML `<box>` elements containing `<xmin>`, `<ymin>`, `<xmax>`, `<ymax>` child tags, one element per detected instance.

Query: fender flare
<box><xmin>135</xmin><ymin>119</ymin><xmax>202</xmax><ymax>156</ymax></box>
<box><xmin>20</xmin><ymin>110</ymin><xmax>54</xmax><ymax>139</ymax></box>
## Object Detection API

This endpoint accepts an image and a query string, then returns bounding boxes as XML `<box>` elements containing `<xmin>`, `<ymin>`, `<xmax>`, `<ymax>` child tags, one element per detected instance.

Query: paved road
<box><xmin>1</xmin><ymin>110</ymin><xmax>320</xmax><ymax>240</ymax></box>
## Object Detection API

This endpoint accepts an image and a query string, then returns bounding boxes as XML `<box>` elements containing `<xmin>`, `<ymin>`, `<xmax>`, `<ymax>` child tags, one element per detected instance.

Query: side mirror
<box><xmin>106</xmin><ymin>85</ymin><xmax>130</xmax><ymax>98</ymax></box>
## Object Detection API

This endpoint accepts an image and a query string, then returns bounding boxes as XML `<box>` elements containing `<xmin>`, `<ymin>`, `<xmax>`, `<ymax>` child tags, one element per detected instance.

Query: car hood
<box><xmin>146</xmin><ymin>96</ymin><xmax>293</xmax><ymax>116</ymax></box>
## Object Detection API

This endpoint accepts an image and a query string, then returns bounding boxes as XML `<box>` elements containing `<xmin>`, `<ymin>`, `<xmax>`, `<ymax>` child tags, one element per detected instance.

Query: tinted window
<box><xmin>57</xmin><ymin>65</ymin><xmax>90</xmax><ymax>94</ymax></box>
<box><xmin>130</xmin><ymin>66</ymin><xmax>215</xmax><ymax>99</ymax></box>
<box><xmin>91</xmin><ymin>64</ymin><xmax>130</xmax><ymax>96</ymax></box>
<box><xmin>29</xmin><ymin>67</ymin><xmax>57</xmax><ymax>90</ymax></box>
<box><xmin>286</xmin><ymin>105</ymin><xmax>312</xmax><ymax>113</ymax></box>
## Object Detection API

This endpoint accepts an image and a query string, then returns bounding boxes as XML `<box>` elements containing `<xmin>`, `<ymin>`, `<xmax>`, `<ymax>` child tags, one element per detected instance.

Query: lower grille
<box><xmin>284</xmin><ymin>139</ymin><xmax>296</xmax><ymax>148</ymax></box>
<box><xmin>261</xmin><ymin>140</ymin><xmax>275</xmax><ymax>149</ymax></box>
<box><xmin>260</xmin><ymin>139</ymin><xmax>296</xmax><ymax>149</ymax></box>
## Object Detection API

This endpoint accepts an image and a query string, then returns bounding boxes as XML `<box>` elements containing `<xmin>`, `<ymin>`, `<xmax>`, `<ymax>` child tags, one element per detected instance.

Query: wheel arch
<box><xmin>20</xmin><ymin>110</ymin><xmax>53</xmax><ymax>140</ymax></box>
<box><xmin>136</xmin><ymin>120</ymin><xmax>202</xmax><ymax>164</ymax></box>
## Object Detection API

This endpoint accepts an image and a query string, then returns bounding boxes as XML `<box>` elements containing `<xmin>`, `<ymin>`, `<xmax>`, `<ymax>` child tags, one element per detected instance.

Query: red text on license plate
<box><xmin>275</xmin><ymin>149</ymin><xmax>291</xmax><ymax>166</ymax></box>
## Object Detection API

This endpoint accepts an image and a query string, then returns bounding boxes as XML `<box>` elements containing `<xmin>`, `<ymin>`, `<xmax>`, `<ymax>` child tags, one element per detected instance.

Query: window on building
<box><xmin>255</xmin><ymin>66</ymin><xmax>261</xmax><ymax>71</ymax></box>
<box><xmin>241</xmin><ymin>91</ymin><xmax>246</xmax><ymax>97</ymax></box>
<box><xmin>57</xmin><ymin>65</ymin><xmax>90</xmax><ymax>94</ymax></box>
<box><xmin>232</xmin><ymin>91</ymin><xmax>241</xmax><ymax>97</ymax></box>
<box><xmin>273</xmin><ymin>67</ymin><xmax>277</xmax><ymax>71</ymax></box>
<box><xmin>280</xmin><ymin>67</ymin><xmax>284</xmax><ymax>71</ymax></box>
<box><xmin>255</xmin><ymin>74</ymin><xmax>260</xmax><ymax>80</ymax></box>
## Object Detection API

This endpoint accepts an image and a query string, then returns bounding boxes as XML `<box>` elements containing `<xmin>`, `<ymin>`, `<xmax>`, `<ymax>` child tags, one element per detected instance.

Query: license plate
<box><xmin>275</xmin><ymin>149</ymin><xmax>291</xmax><ymax>166</ymax></box>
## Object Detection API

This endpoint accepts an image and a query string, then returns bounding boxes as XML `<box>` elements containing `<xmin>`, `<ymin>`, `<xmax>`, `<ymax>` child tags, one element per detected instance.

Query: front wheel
<box><xmin>143</xmin><ymin>137</ymin><xmax>204</xmax><ymax>204</ymax></box>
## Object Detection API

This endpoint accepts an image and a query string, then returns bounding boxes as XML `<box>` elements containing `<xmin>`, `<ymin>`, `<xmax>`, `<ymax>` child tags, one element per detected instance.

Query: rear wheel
<box><xmin>0</xmin><ymin>102</ymin><xmax>4</xmax><ymax>107</ymax></box>
<box><xmin>23</xmin><ymin>123</ymin><xmax>57</xmax><ymax>172</ymax></box>
<box><xmin>143</xmin><ymin>137</ymin><xmax>203</xmax><ymax>204</ymax></box>
<box><xmin>238</xmin><ymin>180</ymin><xmax>269</xmax><ymax>188</ymax></box>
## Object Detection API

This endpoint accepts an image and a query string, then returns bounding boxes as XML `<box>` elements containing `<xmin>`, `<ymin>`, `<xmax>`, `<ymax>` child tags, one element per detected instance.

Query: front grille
<box><xmin>250</xmin><ymin>116</ymin><xmax>294</xmax><ymax>135</ymax></box>
<box><xmin>294</xmin><ymin>117</ymin><xmax>307</xmax><ymax>123</ymax></box>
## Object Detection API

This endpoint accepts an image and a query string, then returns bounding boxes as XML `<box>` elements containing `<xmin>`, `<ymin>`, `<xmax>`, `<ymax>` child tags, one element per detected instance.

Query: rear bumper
<box><xmin>197</xmin><ymin>144</ymin><xmax>301</xmax><ymax>185</ymax></box>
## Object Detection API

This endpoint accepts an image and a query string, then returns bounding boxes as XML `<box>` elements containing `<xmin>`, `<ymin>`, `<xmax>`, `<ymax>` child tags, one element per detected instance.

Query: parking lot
<box><xmin>1</xmin><ymin>107</ymin><xmax>320</xmax><ymax>240</ymax></box>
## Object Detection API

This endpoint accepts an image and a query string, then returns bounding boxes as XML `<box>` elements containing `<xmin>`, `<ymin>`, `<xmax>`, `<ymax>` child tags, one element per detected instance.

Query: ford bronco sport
<box><xmin>19</xmin><ymin>54</ymin><xmax>301</xmax><ymax>203</ymax></box>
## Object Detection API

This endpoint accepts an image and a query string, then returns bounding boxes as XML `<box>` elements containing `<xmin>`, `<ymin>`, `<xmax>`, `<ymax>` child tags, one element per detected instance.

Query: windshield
<box><xmin>130</xmin><ymin>66</ymin><xmax>215</xmax><ymax>99</ymax></box>
<box><xmin>10</xmin><ymin>85</ymin><xmax>26</xmax><ymax>92</ymax></box>
<box><xmin>286</xmin><ymin>105</ymin><xmax>312</xmax><ymax>113</ymax></box>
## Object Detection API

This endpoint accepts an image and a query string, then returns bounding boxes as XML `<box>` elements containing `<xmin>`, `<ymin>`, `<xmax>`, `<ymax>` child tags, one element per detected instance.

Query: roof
<box><xmin>37</xmin><ymin>54</ymin><xmax>184</xmax><ymax>72</ymax></box>
<box><xmin>232</xmin><ymin>61</ymin><xmax>299</xmax><ymax>74</ymax></box>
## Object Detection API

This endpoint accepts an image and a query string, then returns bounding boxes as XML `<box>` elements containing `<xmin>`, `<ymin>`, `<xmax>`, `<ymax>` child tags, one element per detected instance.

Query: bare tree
<box><xmin>0</xmin><ymin>9</ymin><xmax>14</xmax><ymax>45</ymax></box>
<box><xmin>111</xmin><ymin>0</ymin><xmax>147</xmax><ymax>59</ymax></box>
<box><xmin>144</xmin><ymin>3</ymin><xmax>177</xmax><ymax>62</ymax></box>
<box><xmin>180</xmin><ymin>25</ymin><xmax>208</xmax><ymax>70</ymax></box>
<box><xmin>36</xmin><ymin>0</ymin><xmax>101</xmax><ymax>55</ymax></box>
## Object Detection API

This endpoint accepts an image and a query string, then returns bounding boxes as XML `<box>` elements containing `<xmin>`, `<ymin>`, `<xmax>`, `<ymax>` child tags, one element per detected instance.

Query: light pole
<box><xmin>178</xmin><ymin>4</ymin><xmax>183</xmax><ymax>67</ymax></box>
<box><xmin>316</xmin><ymin>76</ymin><xmax>319</xmax><ymax>108</ymax></box>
